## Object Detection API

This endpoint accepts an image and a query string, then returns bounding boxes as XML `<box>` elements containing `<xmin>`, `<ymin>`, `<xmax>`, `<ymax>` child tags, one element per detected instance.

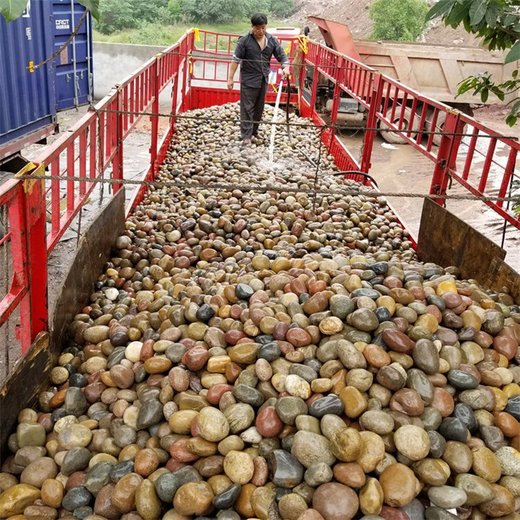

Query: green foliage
<box><xmin>94</xmin><ymin>0</ymin><xmax>171</xmax><ymax>34</ymax></box>
<box><xmin>168</xmin><ymin>0</ymin><xmax>295</xmax><ymax>24</ymax></box>
<box><xmin>369</xmin><ymin>0</ymin><xmax>429</xmax><ymax>41</ymax></box>
<box><xmin>427</xmin><ymin>0</ymin><xmax>520</xmax><ymax>126</ymax></box>
<box><xmin>0</xmin><ymin>0</ymin><xmax>99</xmax><ymax>21</ymax></box>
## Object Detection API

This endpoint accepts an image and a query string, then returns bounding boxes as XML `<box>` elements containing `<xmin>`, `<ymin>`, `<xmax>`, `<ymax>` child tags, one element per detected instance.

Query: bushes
<box><xmin>95</xmin><ymin>0</ymin><xmax>171</xmax><ymax>34</ymax></box>
<box><xmin>369</xmin><ymin>0</ymin><xmax>429</xmax><ymax>41</ymax></box>
<box><xmin>168</xmin><ymin>0</ymin><xmax>295</xmax><ymax>24</ymax></box>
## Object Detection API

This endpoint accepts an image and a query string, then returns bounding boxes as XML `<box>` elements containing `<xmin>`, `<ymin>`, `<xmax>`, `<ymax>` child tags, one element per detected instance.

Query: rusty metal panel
<box><xmin>417</xmin><ymin>198</ymin><xmax>514</xmax><ymax>291</ymax></box>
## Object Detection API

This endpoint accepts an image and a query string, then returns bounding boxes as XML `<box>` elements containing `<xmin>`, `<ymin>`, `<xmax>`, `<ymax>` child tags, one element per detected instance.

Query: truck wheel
<box><xmin>426</xmin><ymin>111</ymin><xmax>446</xmax><ymax>147</ymax></box>
<box><xmin>379</xmin><ymin>107</ymin><xmax>419</xmax><ymax>144</ymax></box>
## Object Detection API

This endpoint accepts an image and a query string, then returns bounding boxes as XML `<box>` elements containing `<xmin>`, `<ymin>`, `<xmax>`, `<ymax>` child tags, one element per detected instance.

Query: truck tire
<box><xmin>426</xmin><ymin>111</ymin><xmax>446</xmax><ymax>147</ymax></box>
<box><xmin>379</xmin><ymin>107</ymin><xmax>419</xmax><ymax>144</ymax></box>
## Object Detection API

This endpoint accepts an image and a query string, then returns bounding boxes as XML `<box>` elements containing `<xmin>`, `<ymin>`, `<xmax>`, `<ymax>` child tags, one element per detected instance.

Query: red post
<box><xmin>20</xmin><ymin>169</ymin><xmax>48</xmax><ymax>352</ymax></box>
<box><xmin>150</xmin><ymin>55</ymin><xmax>161</xmax><ymax>174</ymax></box>
<box><xmin>361</xmin><ymin>73</ymin><xmax>383</xmax><ymax>174</ymax></box>
<box><xmin>112</xmin><ymin>89</ymin><xmax>124</xmax><ymax>193</ymax></box>
<box><xmin>429</xmin><ymin>110</ymin><xmax>464</xmax><ymax>206</ymax></box>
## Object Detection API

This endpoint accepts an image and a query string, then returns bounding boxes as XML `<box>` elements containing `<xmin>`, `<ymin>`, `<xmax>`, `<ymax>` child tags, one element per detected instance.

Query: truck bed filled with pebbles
<box><xmin>2</xmin><ymin>103</ymin><xmax>520</xmax><ymax>520</ymax></box>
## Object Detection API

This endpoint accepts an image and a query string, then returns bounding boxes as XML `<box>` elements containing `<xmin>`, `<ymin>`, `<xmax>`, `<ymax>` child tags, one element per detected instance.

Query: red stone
<box><xmin>170</xmin><ymin>439</ymin><xmax>199</xmax><ymax>462</ymax></box>
<box><xmin>380</xmin><ymin>506</ymin><xmax>410</xmax><ymax>520</ymax></box>
<box><xmin>207</xmin><ymin>384</ymin><xmax>234</xmax><ymax>405</ymax></box>
<box><xmin>382</xmin><ymin>329</ymin><xmax>415</xmax><ymax>354</ymax></box>
<box><xmin>224</xmin><ymin>330</ymin><xmax>246</xmax><ymax>345</ymax></box>
<box><xmin>255</xmin><ymin>406</ymin><xmax>284</xmax><ymax>438</ymax></box>
<box><xmin>286</xmin><ymin>328</ymin><xmax>312</xmax><ymax>348</ymax></box>
<box><xmin>182</xmin><ymin>346</ymin><xmax>209</xmax><ymax>371</ymax></box>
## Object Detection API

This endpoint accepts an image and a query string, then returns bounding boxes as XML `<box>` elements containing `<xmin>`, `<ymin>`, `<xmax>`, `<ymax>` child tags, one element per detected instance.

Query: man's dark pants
<box><xmin>240</xmin><ymin>81</ymin><xmax>268</xmax><ymax>139</ymax></box>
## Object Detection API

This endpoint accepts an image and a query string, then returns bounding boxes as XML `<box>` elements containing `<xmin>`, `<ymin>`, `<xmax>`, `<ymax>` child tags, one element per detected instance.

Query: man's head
<box><xmin>251</xmin><ymin>13</ymin><xmax>268</xmax><ymax>39</ymax></box>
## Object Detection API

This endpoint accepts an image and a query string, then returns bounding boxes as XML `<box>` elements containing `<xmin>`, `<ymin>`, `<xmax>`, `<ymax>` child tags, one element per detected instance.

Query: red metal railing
<box><xmin>0</xmin><ymin>28</ymin><xmax>518</xmax><ymax>376</ymax></box>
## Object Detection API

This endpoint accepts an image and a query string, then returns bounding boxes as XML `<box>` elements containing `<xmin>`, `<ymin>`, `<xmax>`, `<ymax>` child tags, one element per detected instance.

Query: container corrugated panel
<box><xmin>0</xmin><ymin>0</ymin><xmax>57</xmax><ymax>161</ymax></box>
<box><xmin>52</xmin><ymin>0</ymin><xmax>93</xmax><ymax>110</ymax></box>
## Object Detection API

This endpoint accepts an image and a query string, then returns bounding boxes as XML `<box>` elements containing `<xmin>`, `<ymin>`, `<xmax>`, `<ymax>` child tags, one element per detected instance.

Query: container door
<box><xmin>52</xmin><ymin>0</ymin><xmax>93</xmax><ymax>110</ymax></box>
<box><xmin>0</xmin><ymin>0</ymin><xmax>57</xmax><ymax>160</ymax></box>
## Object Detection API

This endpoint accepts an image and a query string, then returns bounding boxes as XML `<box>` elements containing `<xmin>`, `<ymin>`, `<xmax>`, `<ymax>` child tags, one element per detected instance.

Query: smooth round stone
<box><xmin>312</xmin><ymin>482</ymin><xmax>359</xmax><ymax>520</ymax></box>
<box><xmin>173</xmin><ymin>481</ymin><xmax>215</xmax><ymax>516</ymax></box>
<box><xmin>111</xmin><ymin>473</ymin><xmax>143</xmax><ymax>513</ymax></box>
<box><xmin>506</xmin><ymin>395</ymin><xmax>520</xmax><ymax>420</ymax></box>
<box><xmin>413</xmin><ymin>459</ymin><xmax>450</xmax><ymax>486</ymax></box>
<box><xmin>61</xmin><ymin>448</ymin><xmax>92</xmax><ymax>475</ymax></box>
<box><xmin>379</xmin><ymin>464</ymin><xmax>418</xmax><ymax>508</ymax></box>
<box><xmin>427</xmin><ymin>431</ymin><xmax>446</xmax><ymax>459</ymax></box>
<box><xmin>136</xmin><ymin>398</ymin><xmax>163</xmax><ymax>430</ymax></box>
<box><xmin>285</xmin><ymin>375</ymin><xmax>311</xmax><ymax>399</ymax></box>
<box><xmin>154</xmin><ymin>467</ymin><xmax>201</xmax><ymax>503</ymax></box>
<box><xmin>20</xmin><ymin>457</ymin><xmax>58</xmax><ymax>487</ymax></box>
<box><xmin>360</xmin><ymin>411</ymin><xmax>394</xmax><ymax>435</ymax></box>
<box><xmin>62</xmin><ymin>486</ymin><xmax>93</xmax><ymax>511</ymax></box>
<box><xmin>17</xmin><ymin>423</ymin><xmax>46</xmax><ymax>448</ymax></box>
<box><xmin>394</xmin><ymin>425</ymin><xmax>430</xmax><ymax>461</ymax></box>
<box><xmin>427</xmin><ymin>485</ymin><xmax>467</xmax><ymax>509</ymax></box>
<box><xmin>495</xmin><ymin>447</ymin><xmax>520</xmax><ymax>476</ymax></box>
<box><xmin>330</xmin><ymin>428</ymin><xmax>362</xmax><ymax>462</ymax></box>
<box><xmin>453</xmin><ymin>403</ymin><xmax>477</xmax><ymax>432</ymax></box>
<box><xmin>438</xmin><ymin>418</ymin><xmax>469</xmax><ymax>442</ymax></box>
<box><xmin>213</xmin><ymin>483</ymin><xmax>241</xmax><ymax>510</ymax></box>
<box><xmin>269</xmin><ymin>449</ymin><xmax>304</xmax><ymax>488</ymax></box>
<box><xmin>412</xmin><ymin>339</ymin><xmax>440</xmax><ymax>375</ymax></box>
<box><xmin>223</xmin><ymin>451</ymin><xmax>254</xmax><ymax>484</ymax></box>
<box><xmin>256</xmin><ymin>406</ymin><xmax>283</xmax><ymax>438</ymax></box>
<box><xmin>135</xmin><ymin>479</ymin><xmax>161</xmax><ymax>520</ymax></box>
<box><xmin>58</xmin><ymin>424</ymin><xmax>93</xmax><ymax>449</ymax></box>
<box><xmin>358</xmin><ymin>432</ymin><xmax>386</xmax><ymax>473</ymax></box>
<box><xmin>442</xmin><ymin>441</ymin><xmax>472</xmax><ymax>474</ymax></box>
<box><xmin>349</xmin><ymin>309</ymin><xmax>379</xmax><ymax>332</ymax></box>
<box><xmin>198</xmin><ymin>407</ymin><xmax>230</xmax><ymax>442</ymax></box>
<box><xmin>224</xmin><ymin>404</ymin><xmax>255</xmax><ymax>433</ymax></box>
<box><xmin>305</xmin><ymin>462</ymin><xmax>334</xmax><ymax>487</ymax></box>
<box><xmin>84</xmin><ymin>325</ymin><xmax>109</xmax><ymax>343</ymax></box>
<box><xmin>233</xmin><ymin>384</ymin><xmax>264</xmax><ymax>407</ymax></box>
<box><xmin>292</xmin><ymin>431</ymin><xmax>335</xmax><ymax>468</ymax></box>
<box><xmin>309</xmin><ymin>395</ymin><xmax>344</xmax><ymax>418</ymax></box>
<box><xmin>447</xmin><ymin>370</ymin><xmax>479</xmax><ymax>390</ymax></box>
<box><xmin>359</xmin><ymin>477</ymin><xmax>384</xmax><ymax>516</ymax></box>
<box><xmin>382</xmin><ymin>329</ymin><xmax>415</xmax><ymax>354</ymax></box>
<box><xmin>330</xmin><ymin>295</ymin><xmax>355</xmax><ymax>320</ymax></box>
<box><xmin>85</xmin><ymin>462</ymin><xmax>113</xmax><ymax>495</ymax></box>
<box><xmin>279</xmin><ymin>492</ymin><xmax>308</xmax><ymax>520</ymax></box>
<box><xmin>407</xmin><ymin>369</ymin><xmax>434</xmax><ymax>405</ymax></box>
<box><xmin>339</xmin><ymin>386</ymin><xmax>368</xmax><ymax>418</ymax></box>
<box><xmin>0</xmin><ymin>484</ymin><xmax>41</xmax><ymax>517</ymax></box>
<box><xmin>50</xmin><ymin>366</ymin><xmax>69</xmax><ymax>385</ymax></box>
<box><xmin>110</xmin><ymin>460</ymin><xmax>134</xmax><ymax>483</ymax></box>
<box><xmin>454</xmin><ymin>473</ymin><xmax>494</xmax><ymax>505</ymax></box>
<box><xmin>236</xmin><ymin>284</ymin><xmax>254</xmax><ymax>300</ymax></box>
<box><xmin>319</xmin><ymin>317</ymin><xmax>344</xmax><ymax>335</ymax></box>
<box><xmin>258</xmin><ymin>342</ymin><xmax>281</xmax><ymax>361</ymax></box>
<box><xmin>478</xmin><ymin>483</ymin><xmax>515</xmax><ymax>517</ymax></box>
<box><xmin>41</xmin><ymin>479</ymin><xmax>64</xmax><ymax>508</ymax></box>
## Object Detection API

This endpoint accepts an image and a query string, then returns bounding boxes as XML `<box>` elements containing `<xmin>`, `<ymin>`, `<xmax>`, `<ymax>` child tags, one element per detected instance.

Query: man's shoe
<box><xmin>241</xmin><ymin>137</ymin><xmax>252</xmax><ymax>146</ymax></box>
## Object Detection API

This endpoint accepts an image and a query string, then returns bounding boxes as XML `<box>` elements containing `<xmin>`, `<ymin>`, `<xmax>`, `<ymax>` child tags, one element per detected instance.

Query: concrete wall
<box><xmin>93</xmin><ymin>42</ymin><xmax>168</xmax><ymax>99</ymax></box>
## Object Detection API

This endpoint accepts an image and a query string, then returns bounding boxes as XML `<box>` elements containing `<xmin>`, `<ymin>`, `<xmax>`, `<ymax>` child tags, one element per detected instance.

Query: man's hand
<box><xmin>282</xmin><ymin>66</ymin><xmax>291</xmax><ymax>79</ymax></box>
<box><xmin>227</xmin><ymin>79</ymin><xmax>234</xmax><ymax>90</ymax></box>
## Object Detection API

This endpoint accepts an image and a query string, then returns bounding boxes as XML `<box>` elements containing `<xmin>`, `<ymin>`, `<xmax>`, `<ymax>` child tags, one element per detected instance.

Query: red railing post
<box><xmin>150</xmin><ymin>54</ymin><xmax>161</xmax><ymax>174</ymax></box>
<box><xmin>361</xmin><ymin>73</ymin><xmax>383</xmax><ymax>174</ymax></box>
<box><xmin>112</xmin><ymin>89</ymin><xmax>124</xmax><ymax>193</ymax></box>
<box><xmin>429</xmin><ymin>110</ymin><xmax>464</xmax><ymax>206</ymax></box>
<box><xmin>20</xmin><ymin>171</ymin><xmax>48</xmax><ymax>352</ymax></box>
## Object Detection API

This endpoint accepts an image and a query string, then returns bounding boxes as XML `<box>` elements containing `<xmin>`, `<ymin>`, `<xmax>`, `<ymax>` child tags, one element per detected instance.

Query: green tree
<box><xmin>95</xmin><ymin>0</ymin><xmax>137</xmax><ymax>34</ymax></box>
<box><xmin>427</xmin><ymin>0</ymin><xmax>520</xmax><ymax>125</ymax></box>
<box><xmin>369</xmin><ymin>0</ymin><xmax>430</xmax><ymax>41</ymax></box>
<box><xmin>1</xmin><ymin>0</ymin><xmax>99</xmax><ymax>21</ymax></box>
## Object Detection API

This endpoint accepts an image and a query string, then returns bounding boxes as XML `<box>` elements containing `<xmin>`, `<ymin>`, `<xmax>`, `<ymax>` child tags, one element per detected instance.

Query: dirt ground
<box><xmin>288</xmin><ymin>0</ymin><xmax>482</xmax><ymax>47</ymax></box>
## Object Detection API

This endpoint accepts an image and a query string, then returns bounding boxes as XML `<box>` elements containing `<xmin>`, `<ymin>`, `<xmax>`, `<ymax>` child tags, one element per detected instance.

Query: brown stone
<box><xmin>312</xmin><ymin>483</ymin><xmax>359</xmax><ymax>520</ymax></box>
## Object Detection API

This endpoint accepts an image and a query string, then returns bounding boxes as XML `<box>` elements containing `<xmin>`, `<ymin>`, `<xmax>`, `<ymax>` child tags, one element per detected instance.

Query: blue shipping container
<box><xmin>52</xmin><ymin>0</ymin><xmax>93</xmax><ymax>110</ymax></box>
<box><xmin>0</xmin><ymin>0</ymin><xmax>57</xmax><ymax>161</ymax></box>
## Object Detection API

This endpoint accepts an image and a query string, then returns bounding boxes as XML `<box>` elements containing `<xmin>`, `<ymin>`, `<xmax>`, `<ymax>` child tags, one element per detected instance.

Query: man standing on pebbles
<box><xmin>227</xmin><ymin>13</ymin><xmax>291</xmax><ymax>146</ymax></box>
